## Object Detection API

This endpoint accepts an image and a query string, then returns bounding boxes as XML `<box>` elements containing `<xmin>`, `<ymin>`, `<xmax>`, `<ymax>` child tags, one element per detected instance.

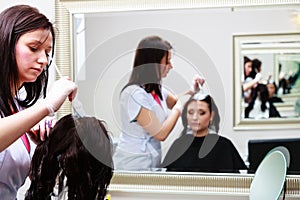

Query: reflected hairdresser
<box><xmin>113</xmin><ymin>36</ymin><xmax>203</xmax><ymax>171</ymax></box>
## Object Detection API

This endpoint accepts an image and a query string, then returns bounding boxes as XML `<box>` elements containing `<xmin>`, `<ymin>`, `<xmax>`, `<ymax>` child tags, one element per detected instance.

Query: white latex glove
<box><xmin>191</xmin><ymin>74</ymin><xmax>205</xmax><ymax>92</ymax></box>
<box><xmin>254</xmin><ymin>73</ymin><xmax>263</xmax><ymax>82</ymax></box>
<box><xmin>173</xmin><ymin>94</ymin><xmax>191</xmax><ymax>114</ymax></box>
<box><xmin>44</xmin><ymin>77</ymin><xmax>77</xmax><ymax>115</ymax></box>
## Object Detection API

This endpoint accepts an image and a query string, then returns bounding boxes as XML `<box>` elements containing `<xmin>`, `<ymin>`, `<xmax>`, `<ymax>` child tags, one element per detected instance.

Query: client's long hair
<box><xmin>25</xmin><ymin>114</ymin><xmax>114</xmax><ymax>200</ymax></box>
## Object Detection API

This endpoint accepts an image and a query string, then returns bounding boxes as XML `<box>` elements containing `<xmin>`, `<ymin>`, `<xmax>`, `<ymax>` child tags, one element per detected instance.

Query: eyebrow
<box><xmin>28</xmin><ymin>40</ymin><xmax>52</xmax><ymax>49</ymax></box>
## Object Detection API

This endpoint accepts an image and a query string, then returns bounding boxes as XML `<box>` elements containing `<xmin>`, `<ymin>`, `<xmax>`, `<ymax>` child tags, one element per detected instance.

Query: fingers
<box><xmin>191</xmin><ymin>74</ymin><xmax>205</xmax><ymax>93</ymax></box>
<box><xmin>47</xmin><ymin>77</ymin><xmax>77</xmax><ymax>109</ymax></box>
<box><xmin>193</xmin><ymin>75</ymin><xmax>205</xmax><ymax>87</ymax></box>
<box><xmin>68</xmin><ymin>85</ymin><xmax>77</xmax><ymax>102</ymax></box>
<box><xmin>30</xmin><ymin>117</ymin><xmax>55</xmax><ymax>142</ymax></box>
<box><xmin>27</xmin><ymin>129</ymin><xmax>40</xmax><ymax>144</ymax></box>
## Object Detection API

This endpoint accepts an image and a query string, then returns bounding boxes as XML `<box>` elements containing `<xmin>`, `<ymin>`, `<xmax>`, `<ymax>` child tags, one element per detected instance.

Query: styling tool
<box><xmin>49</xmin><ymin>56</ymin><xmax>86</xmax><ymax>118</ymax></box>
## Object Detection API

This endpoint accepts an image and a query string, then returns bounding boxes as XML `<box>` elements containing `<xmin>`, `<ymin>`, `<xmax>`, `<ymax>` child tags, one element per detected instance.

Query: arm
<box><xmin>0</xmin><ymin>101</ymin><xmax>49</xmax><ymax>152</ymax></box>
<box><xmin>166</xmin><ymin>75</ymin><xmax>205</xmax><ymax>109</ymax></box>
<box><xmin>0</xmin><ymin>78</ymin><xmax>77</xmax><ymax>152</ymax></box>
<box><xmin>243</xmin><ymin>79</ymin><xmax>258</xmax><ymax>92</ymax></box>
<box><xmin>243</xmin><ymin>73</ymin><xmax>262</xmax><ymax>92</ymax></box>
<box><xmin>166</xmin><ymin>92</ymin><xmax>177</xmax><ymax>109</ymax></box>
<box><xmin>136</xmin><ymin>106</ymin><xmax>181</xmax><ymax>141</ymax></box>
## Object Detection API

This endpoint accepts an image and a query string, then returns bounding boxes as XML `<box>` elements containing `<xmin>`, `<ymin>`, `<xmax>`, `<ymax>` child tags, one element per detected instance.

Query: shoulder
<box><xmin>214</xmin><ymin>135</ymin><xmax>234</xmax><ymax>146</ymax></box>
<box><xmin>169</xmin><ymin>134</ymin><xmax>195</xmax><ymax>150</ymax></box>
<box><xmin>244</xmin><ymin>77</ymin><xmax>253</xmax><ymax>83</ymax></box>
<box><xmin>122</xmin><ymin>85</ymin><xmax>144</xmax><ymax>94</ymax></box>
<box><xmin>121</xmin><ymin>85</ymin><xmax>149</xmax><ymax>99</ymax></box>
<box><xmin>161</xmin><ymin>86</ymin><xmax>169</xmax><ymax>98</ymax></box>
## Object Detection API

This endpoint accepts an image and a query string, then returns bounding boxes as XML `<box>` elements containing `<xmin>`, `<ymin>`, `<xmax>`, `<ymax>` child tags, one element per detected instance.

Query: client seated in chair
<box><xmin>245</xmin><ymin>83</ymin><xmax>281</xmax><ymax>119</ymax></box>
<box><xmin>162</xmin><ymin>93</ymin><xmax>247</xmax><ymax>173</ymax></box>
<box><xmin>25</xmin><ymin>114</ymin><xmax>114</xmax><ymax>200</ymax></box>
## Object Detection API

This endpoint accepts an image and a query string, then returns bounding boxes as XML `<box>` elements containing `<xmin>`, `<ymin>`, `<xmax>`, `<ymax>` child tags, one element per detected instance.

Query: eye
<box><xmin>188</xmin><ymin>110</ymin><xmax>194</xmax><ymax>115</ymax></box>
<box><xmin>199</xmin><ymin>111</ymin><xmax>206</xmax><ymax>115</ymax></box>
<box><xmin>29</xmin><ymin>47</ymin><xmax>38</xmax><ymax>52</ymax></box>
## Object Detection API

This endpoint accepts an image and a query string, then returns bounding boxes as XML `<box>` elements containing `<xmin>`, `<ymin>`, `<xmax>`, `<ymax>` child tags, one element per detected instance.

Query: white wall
<box><xmin>0</xmin><ymin>0</ymin><xmax>54</xmax><ymax>18</ymax></box>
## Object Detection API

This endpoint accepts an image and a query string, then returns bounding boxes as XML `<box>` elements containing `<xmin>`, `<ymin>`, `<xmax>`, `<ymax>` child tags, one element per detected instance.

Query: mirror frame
<box><xmin>233</xmin><ymin>33</ymin><xmax>300</xmax><ymax>130</ymax></box>
<box><xmin>55</xmin><ymin>0</ymin><xmax>300</xmax><ymax>197</ymax></box>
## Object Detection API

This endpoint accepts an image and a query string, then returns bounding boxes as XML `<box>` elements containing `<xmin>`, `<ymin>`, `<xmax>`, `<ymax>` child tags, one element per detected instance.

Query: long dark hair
<box><xmin>122</xmin><ymin>35</ymin><xmax>172</xmax><ymax>99</ymax></box>
<box><xmin>249</xmin><ymin>58</ymin><xmax>262</xmax><ymax>79</ymax></box>
<box><xmin>181</xmin><ymin>94</ymin><xmax>220</xmax><ymax>135</ymax></box>
<box><xmin>0</xmin><ymin>5</ymin><xmax>55</xmax><ymax>117</ymax></box>
<box><xmin>25</xmin><ymin>114</ymin><xmax>114</xmax><ymax>200</ymax></box>
<box><xmin>245</xmin><ymin>83</ymin><xmax>269</xmax><ymax>118</ymax></box>
<box><xmin>243</xmin><ymin>56</ymin><xmax>252</xmax><ymax>79</ymax></box>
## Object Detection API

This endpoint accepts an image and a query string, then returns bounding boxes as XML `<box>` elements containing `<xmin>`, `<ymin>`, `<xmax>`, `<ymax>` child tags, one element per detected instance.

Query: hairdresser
<box><xmin>0</xmin><ymin>5</ymin><xmax>77</xmax><ymax>199</ymax></box>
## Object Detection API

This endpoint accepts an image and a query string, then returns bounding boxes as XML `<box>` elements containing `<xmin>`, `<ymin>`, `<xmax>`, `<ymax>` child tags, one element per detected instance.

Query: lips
<box><xmin>31</xmin><ymin>67</ymin><xmax>43</xmax><ymax>74</ymax></box>
<box><xmin>190</xmin><ymin>122</ymin><xmax>200</xmax><ymax>127</ymax></box>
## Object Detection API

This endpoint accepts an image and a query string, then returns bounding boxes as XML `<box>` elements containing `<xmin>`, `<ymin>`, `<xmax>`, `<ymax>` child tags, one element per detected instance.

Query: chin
<box><xmin>191</xmin><ymin>127</ymin><xmax>200</xmax><ymax>133</ymax></box>
<box><xmin>25</xmin><ymin>77</ymin><xmax>38</xmax><ymax>83</ymax></box>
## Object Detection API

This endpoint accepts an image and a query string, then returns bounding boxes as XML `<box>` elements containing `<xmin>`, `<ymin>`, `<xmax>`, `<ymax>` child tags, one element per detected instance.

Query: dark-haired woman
<box><xmin>0</xmin><ymin>5</ymin><xmax>77</xmax><ymax>199</ymax></box>
<box><xmin>267</xmin><ymin>81</ymin><xmax>283</xmax><ymax>104</ymax></box>
<box><xmin>162</xmin><ymin>93</ymin><xmax>247</xmax><ymax>173</ymax></box>
<box><xmin>242</xmin><ymin>56</ymin><xmax>262</xmax><ymax>103</ymax></box>
<box><xmin>113</xmin><ymin>36</ymin><xmax>202</xmax><ymax>171</ymax></box>
<box><xmin>245</xmin><ymin>84</ymin><xmax>281</xmax><ymax>119</ymax></box>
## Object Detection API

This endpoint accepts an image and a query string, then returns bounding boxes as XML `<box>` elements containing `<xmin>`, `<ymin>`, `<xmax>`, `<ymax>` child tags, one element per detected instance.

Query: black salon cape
<box><xmin>162</xmin><ymin>134</ymin><xmax>247</xmax><ymax>173</ymax></box>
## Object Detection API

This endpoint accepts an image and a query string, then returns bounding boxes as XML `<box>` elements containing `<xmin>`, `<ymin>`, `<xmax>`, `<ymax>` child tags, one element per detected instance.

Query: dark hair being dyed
<box><xmin>25</xmin><ymin>114</ymin><xmax>113</xmax><ymax>200</ymax></box>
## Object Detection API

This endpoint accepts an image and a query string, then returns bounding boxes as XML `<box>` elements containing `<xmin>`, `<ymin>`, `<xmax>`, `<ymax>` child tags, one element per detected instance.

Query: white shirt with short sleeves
<box><xmin>0</xmin><ymin>102</ymin><xmax>35</xmax><ymax>200</ymax></box>
<box><xmin>113</xmin><ymin>85</ymin><xmax>169</xmax><ymax>171</ymax></box>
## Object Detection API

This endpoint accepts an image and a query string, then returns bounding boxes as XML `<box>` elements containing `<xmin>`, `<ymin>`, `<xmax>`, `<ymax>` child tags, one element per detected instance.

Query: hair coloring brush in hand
<box><xmin>50</xmin><ymin>57</ymin><xmax>86</xmax><ymax>118</ymax></box>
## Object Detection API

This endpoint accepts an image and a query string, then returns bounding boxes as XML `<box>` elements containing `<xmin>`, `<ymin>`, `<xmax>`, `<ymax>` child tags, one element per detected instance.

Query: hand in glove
<box><xmin>173</xmin><ymin>94</ymin><xmax>191</xmax><ymax>114</ymax></box>
<box><xmin>44</xmin><ymin>77</ymin><xmax>77</xmax><ymax>115</ymax></box>
<box><xmin>191</xmin><ymin>74</ymin><xmax>205</xmax><ymax>92</ymax></box>
<box><xmin>254</xmin><ymin>73</ymin><xmax>263</xmax><ymax>82</ymax></box>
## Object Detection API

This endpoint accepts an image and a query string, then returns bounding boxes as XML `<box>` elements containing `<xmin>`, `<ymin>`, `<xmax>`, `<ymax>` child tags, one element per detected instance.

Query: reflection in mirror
<box><xmin>234</xmin><ymin>33</ymin><xmax>300</xmax><ymax>129</ymax></box>
<box><xmin>72</xmin><ymin>12</ymin><xmax>225</xmax><ymax>172</ymax></box>
<box><xmin>56</xmin><ymin>0</ymin><xmax>300</xmax><ymax>195</ymax></box>
<box><xmin>243</xmin><ymin>53</ymin><xmax>300</xmax><ymax>118</ymax></box>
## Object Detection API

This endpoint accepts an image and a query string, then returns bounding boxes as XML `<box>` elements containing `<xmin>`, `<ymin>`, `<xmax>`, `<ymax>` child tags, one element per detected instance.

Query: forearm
<box><xmin>0</xmin><ymin>101</ymin><xmax>50</xmax><ymax>152</ymax></box>
<box><xmin>155</xmin><ymin>108</ymin><xmax>181</xmax><ymax>141</ymax></box>
<box><xmin>137</xmin><ymin>106</ymin><xmax>181</xmax><ymax>142</ymax></box>
<box><xmin>243</xmin><ymin>79</ymin><xmax>258</xmax><ymax>92</ymax></box>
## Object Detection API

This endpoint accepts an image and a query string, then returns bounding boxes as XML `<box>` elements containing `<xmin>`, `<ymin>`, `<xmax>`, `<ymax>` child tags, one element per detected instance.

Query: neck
<box><xmin>193</xmin><ymin>129</ymin><xmax>209</xmax><ymax>137</ymax></box>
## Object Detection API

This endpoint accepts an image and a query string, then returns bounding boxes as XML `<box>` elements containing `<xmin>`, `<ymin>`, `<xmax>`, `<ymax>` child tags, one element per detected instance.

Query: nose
<box><xmin>37</xmin><ymin>52</ymin><xmax>48</xmax><ymax>67</ymax></box>
<box><xmin>192</xmin><ymin>113</ymin><xmax>198</xmax><ymax>120</ymax></box>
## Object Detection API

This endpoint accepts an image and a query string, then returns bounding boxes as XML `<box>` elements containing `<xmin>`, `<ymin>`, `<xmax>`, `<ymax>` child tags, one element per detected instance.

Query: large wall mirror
<box><xmin>55</xmin><ymin>0</ymin><xmax>300</xmax><ymax>197</ymax></box>
<box><xmin>234</xmin><ymin>33</ymin><xmax>300</xmax><ymax>130</ymax></box>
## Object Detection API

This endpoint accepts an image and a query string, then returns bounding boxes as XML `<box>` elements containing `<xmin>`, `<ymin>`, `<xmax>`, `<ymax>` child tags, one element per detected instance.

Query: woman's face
<box><xmin>186</xmin><ymin>100</ymin><xmax>212</xmax><ymax>136</ymax></box>
<box><xmin>267</xmin><ymin>83</ymin><xmax>276</xmax><ymax>97</ymax></box>
<box><xmin>244</xmin><ymin>61</ymin><xmax>252</xmax><ymax>77</ymax></box>
<box><xmin>15</xmin><ymin>28</ymin><xmax>53</xmax><ymax>87</ymax></box>
<box><xmin>160</xmin><ymin>50</ymin><xmax>173</xmax><ymax>78</ymax></box>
